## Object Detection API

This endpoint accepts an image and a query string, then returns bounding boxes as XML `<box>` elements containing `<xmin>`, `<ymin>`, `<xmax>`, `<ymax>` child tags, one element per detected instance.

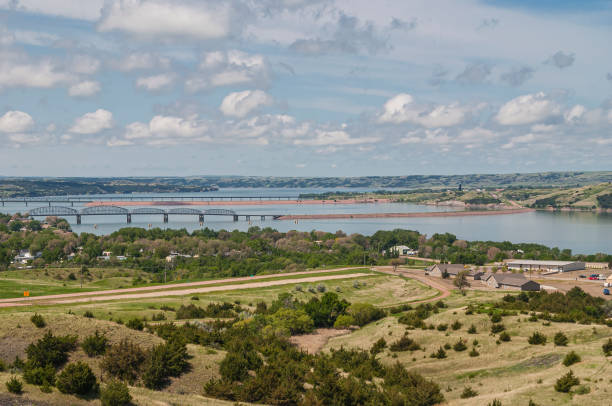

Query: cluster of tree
<box><xmin>496</xmin><ymin>288</ymin><xmax>611</xmax><ymax>325</ymax></box>
<box><xmin>146</xmin><ymin>291</ymin><xmax>443</xmax><ymax>405</ymax></box>
<box><xmin>2</xmin><ymin>221</ymin><xmax>611</xmax><ymax>274</ymax></box>
<box><xmin>596</xmin><ymin>193</ymin><xmax>612</xmax><ymax>209</ymax></box>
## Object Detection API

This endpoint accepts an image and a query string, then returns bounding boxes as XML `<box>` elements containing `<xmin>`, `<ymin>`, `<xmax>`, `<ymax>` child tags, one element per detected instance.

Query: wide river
<box><xmin>2</xmin><ymin>188</ymin><xmax>612</xmax><ymax>255</ymax></box>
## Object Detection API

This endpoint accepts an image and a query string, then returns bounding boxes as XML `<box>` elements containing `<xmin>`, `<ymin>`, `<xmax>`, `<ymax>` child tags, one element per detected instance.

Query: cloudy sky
<box><xmin>0</xmin><ymin>0</ymin><xmax>611</xmax><ymax>176</ymax></box>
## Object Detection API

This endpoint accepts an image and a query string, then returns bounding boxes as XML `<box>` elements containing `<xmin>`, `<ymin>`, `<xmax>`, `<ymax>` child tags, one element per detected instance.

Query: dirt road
<box><xmin>373</xmin><ymin>266</ymin><xmax>451</xmax><ymax>303</ymax></box>
<box><xmin>0</xmin><ymin>268</ymin><xmax>368</xmax><ymax>307</ymax></box>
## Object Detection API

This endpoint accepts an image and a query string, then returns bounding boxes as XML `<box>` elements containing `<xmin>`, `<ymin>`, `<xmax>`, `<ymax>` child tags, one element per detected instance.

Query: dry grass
<box><xmin>324</xmin><ymin>295</ymin><xmax>612</xmax><ymax>406</ymax></box>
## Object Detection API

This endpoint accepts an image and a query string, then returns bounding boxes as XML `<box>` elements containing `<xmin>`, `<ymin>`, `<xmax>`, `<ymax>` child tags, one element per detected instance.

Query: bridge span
<box><xmin>1</xmin><ymin>195</ymin><xmax>300</xmax><ymax>206</ymax></box>
<box><xmin>27</xmin><ymin>205</ymin><xmax>281</xmax><ymax>224</ymax></box>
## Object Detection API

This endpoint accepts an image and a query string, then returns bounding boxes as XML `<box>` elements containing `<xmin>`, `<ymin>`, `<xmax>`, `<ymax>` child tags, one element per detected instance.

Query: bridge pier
<box><xmin>163</xmin><ymin>213</ymin><xmax>168</xmax><ymax>223</ymax></box>
<box><xmin>261</xmin><ymin>216</ymin><xmax>265</xmax><ymax>221</ymax></box>
<box><xmin>199</xmin><ymin>214</ymin><xmax>204</xmax><ymax>223</ymax></box>
<box><xmin>233</xmin><ymin>215</ymin><xmax>238</xmax><ymax>221</ymax></box>
<box><xmin>49</xmin><ymin>201</ymin><xmax>51</xmax><ymax>207</ymax></box>
<box><xmin>127</xmin><ymin>214</ymin><xmax>131</xmax><ymax>224</ymax></box>
<box><xmin>76</xmin><ymin>214</ymin><xmax>81</xmax><ymax>225</ymax></box>
<box><xmin>71</xmin><ymin>201</ymin><xmax>74</xmax><ymax>207</ymax></box>
<box><xmin>246</xmin><ymin>215</ymin><xmax>250</xmax><ymax>221</ymax></box>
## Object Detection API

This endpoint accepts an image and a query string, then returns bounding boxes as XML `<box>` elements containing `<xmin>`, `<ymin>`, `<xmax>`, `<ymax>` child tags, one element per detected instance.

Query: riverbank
<box><xmin>85</xmin><ymin>198</ymin><xmax>392</xmax><ymax>207</ymax></box>
<box><xmin>276</xmin><ymin>208</ymin><xmax>534</xmax><ymax>220</ymax></box>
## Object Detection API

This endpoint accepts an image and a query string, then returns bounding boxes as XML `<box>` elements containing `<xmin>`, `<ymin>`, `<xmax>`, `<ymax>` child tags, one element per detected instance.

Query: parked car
<box><xmin>603</xmin><ymin>288</ymin><xmax>610</xmax><ymax>295</ymax></box>
<box><xmin>588</xmin><ymin>276</ymin><xmax>598</xmax><ymax>280</ymax></box>
<box><xmin>578</xmin><ymin>275</ymin><xmax>587</xmax><ymax>278</ymax></box>
<box><xmin>598</xmin><ymin>274</ymin><xmax>606</xmax><ymax>280</ymax></box>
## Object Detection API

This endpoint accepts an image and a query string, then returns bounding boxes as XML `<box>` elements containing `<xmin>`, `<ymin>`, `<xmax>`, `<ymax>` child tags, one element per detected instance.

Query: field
<box><xmin>0</xmin><ymin>266</ymin><xmax>610</xmax><ymax>405</ymax></box>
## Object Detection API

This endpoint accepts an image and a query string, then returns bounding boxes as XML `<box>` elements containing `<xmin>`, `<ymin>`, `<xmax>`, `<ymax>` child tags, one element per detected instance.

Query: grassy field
<box><xmin>325</xmin><ymin>290</ymin><xmax>612</xmax><ymax>406</ymax></box>
<box><xmin>0</xmin><ymin>270</ymin><xmax>609</xmax><ymax>406</ymax></box>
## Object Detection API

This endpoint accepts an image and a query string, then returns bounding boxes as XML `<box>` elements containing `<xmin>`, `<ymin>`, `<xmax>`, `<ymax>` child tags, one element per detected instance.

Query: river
<box><xmin>2</xmin><ymin>188</ymin><xmax>611</xmax><ymax>255</ymax></box>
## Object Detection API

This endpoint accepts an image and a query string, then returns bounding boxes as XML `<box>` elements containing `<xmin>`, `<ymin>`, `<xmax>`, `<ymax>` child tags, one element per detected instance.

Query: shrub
<box><xmin>563</xmin><ymin>351</ymin><xmax>581</xmax><ymax>367</ymax></box>
<box><xmin>389</xmin><ymin>335</ymin><xmax>420</xmax><ymax>352</ymax></box>
<box><xmin>469</xmin><ymin>348</ymin><xmax>479</xmax><ymax>357</ymax></box>
<box><xmin>574</xmin><ymin>384</ymin><xmax>590</xmax><ymax>395</ymax></box>
<box><xmin>40</xmin><ymin>380</ymin><xmax>52</xmax><ymax>393</ymax></box>
<box><xmin>30</xmin><ymin>313</ymin><xmax>46</xmax><ymax>328</ymax></box>
<box><xmin>270</xmin><ymin>308</ymin><xmax>315</xmax><ymax>334</ymax></box>
<box><xmin>488</xmin><ymin>400</ymin><xmax>502</xmax><ymax>406</ymax></box>
<box><xmin>307</xmin><ymin>286</ymin><xmax>316</xmax><ymax>293</ymax></box>
<box><xmin>333</xmin><ymin>314</ymin><xmax>355</xmax><ymax>329</ymax></box>
<box><xmin>26</xmin><ymin>331</ymin><xmax>78</xmax><ymax>369</ymax></box>
<box><xmin>101</xmin><ymin>380</ymin><xmax>132</xmax><ymax>406</ymax></box>
<box><xmin>125</xmin><ymin>318</ymin><xmax>144</xmax><ymax>331</ymax></box>
<box><xmin>499</xmin><ymin>332</ymin><xmax>511</xmax><ymax>342</ymax></box>
<box><xmin>490</xmin><ymin>313</ymin><xmax>502</xmax><ymax>323</ymax></box>
<box><xmin>436</xmin><ymin>324</ymin><xmax>448</xmax><ymax>331</ymax></box>
<box><xmin>528</xmin><ymin>332</ymin><xmax>547</xmax><ymax>345</ymax></box>
<box><xmin>555</xmin><ymin>370</ymin><xmax>579</xmax><ymax>393</ymax></box>
<box><xmin>83</xmin><ymin>311</ymin><xmax>94</xmax><ymax>318</ymax></box>
<box><xmin>190</xmin><ymin>296</ymin><xmax>199</xmax><ymax>301</ymax></box>
<box><xmin>430</xmin><ymin>347</ymin><xmax>447</xmax><ymax>359</ymax></box>
<box><xmin>56</xmin><ymin>362</ymin><xmax>98</xmax><ymax>395</ymax></box>
<box><xmin>316</xmin><ymin>283</ymin><xmax>327</xmax><ymax>293</ymax></box>
<box><xmin>294</xmin><ymin>285</ymin><xmax>303</xmax><ymax>292</ymax></box>
<box><xmin>460</xmin><ymin>386</ymin><xmax>478</xmax><ymax>398</ymax></box>
<box><xmin>23</xmin><ymin>364</ymin><xmax>55</xmax><ymax>386</ymax></box>
<box><xmin>370</xmin><ymin>338</ymin><xmax>387</xmax><ymax>355</ymax></box>
<box><xmin>0</xmin><ymin>359</ymin><xmax>6</xmax><ymax>372</ymax></box>
<box><xmin>219</xmin><ymin>346</ymin><xmax>262</xmax><ymax>382</ymax></box>
<box><xmin>347</xmin><ymin>303</ymin><xmax>386</xmax><ymax>326</ymax></box>
<box><xmin>554</xmin><ymin>332</ymin><xmax>568</xmax><ymax>346</ymax></box>
<box><xmin>101</xmin><ymin>339</ymin><xmax>146</xmax><ymax>384</ymax></box>
<box><xmin>142</xmin><ymin>338</ymin><xmax>189</xmax><ymax>390</ymax></box>
<box><xmin>6</xmin><ymin>376</ymin><xmax>23</xmax><ymax>394</ymax></box>
<box><xmin>467</xmin><ymin>324</ymin><xmax>477</xmax><ymax>334</ymax></box>
<box><xmin>151</xmin><ymin>312</ymin><xmax>166</xmax><ymax>321</ymax></box>
<box><xmin>602</xmin><ymin>338</ymin><xmax>612</xmax><ymax>356</ymax></box>
<box><xmin>82</xmin><ymin>330</ymin><xmax>108</xmax><ymax>357</ymax></box>
<box><xmin>451</xmin><ymin>321</ymin><xmax>462</xmax><ymax>330</ymax></box>
<box><xmin>490</xmin><ymin>324</ymin><xmax>505</xmax><ymax>334</ymax></box>
<box><xmin>453</xmin><ymin>339</ymin><xmax>467</xmax><ymax>352</ymax></box>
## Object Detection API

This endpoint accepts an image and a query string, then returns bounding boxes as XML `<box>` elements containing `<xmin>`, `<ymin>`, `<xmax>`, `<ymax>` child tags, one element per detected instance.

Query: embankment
<box><xmin>85</xmin><ymin>199</ymin><xmax>391</xmax><ymax>207</ymax></box>
<box><xmin>276</xmin><ymin>208</ymin><xmax>534</xmax><ymax>220</ymax></box>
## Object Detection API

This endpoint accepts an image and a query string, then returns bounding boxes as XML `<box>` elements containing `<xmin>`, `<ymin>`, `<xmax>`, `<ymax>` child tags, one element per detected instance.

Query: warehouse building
<box><xmin>484</xmin><ymin>273</ymin><xmax>541</xmax><ymax>291</ymax></box>
<box><xmin>505</xmin><ymin>260</ymin><xmax>585</xmax><ymax>273</ymax></box>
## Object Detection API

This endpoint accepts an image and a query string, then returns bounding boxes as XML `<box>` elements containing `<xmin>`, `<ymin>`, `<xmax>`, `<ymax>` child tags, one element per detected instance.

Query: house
<box><xmin>13</xmin><ymin>250</ymin><xmax>42</xmax><ymax>264</ymax></box>
<box><xmin>484</xmin><ymin>273</ymin><xmax>540</xmax><ymax>291</ymax></box>
<box><xmin>384</xmin><ymin>245</ymin><xmax>417</xmax><ymax>256</ymax></box>
<box><xmin>165</xmin><ymin>251</ymin><xmax>192</xmax><ymax>262</ymax></box>
<box><xmin>505</xmin><ymin>260</ymin><xmax>585</xmax><ymax>273</ymax></box>
<box><xmin>427</xmin><ymin>263</ymin><xmax>472</xmax><ymax>278</ymax></box>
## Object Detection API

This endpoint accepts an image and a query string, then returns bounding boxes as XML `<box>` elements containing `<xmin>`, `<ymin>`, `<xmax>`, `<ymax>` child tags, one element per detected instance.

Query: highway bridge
<box><xmin>27</xmin><ymin>206</ymin><xmax>282</xmax><ymax>224</ymax></box>
<box><xmin>1</xmin><ymin>195</ymin><xmax>300</xmax><ymax>206</ymax></box>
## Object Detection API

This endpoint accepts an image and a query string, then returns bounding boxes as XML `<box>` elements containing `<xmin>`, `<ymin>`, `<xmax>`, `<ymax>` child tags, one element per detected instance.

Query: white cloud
<box><xmin>99</xmin><ymin>0</ymin><xmax>233</xmax><ymax>40</ymax></box>
<box><xmin>0</xmin><ymin>51</ymin><xmax>74</xmax><ymax>90</ymax></box>
<box><xmin>122</xmin><ymin>116</ymin><xmax>210</xmax><ymax>146</ymax></box>
<box><xmin>68</xmin><ymin>80</ymin><xmax>101</xmax><ymax>97</ymax></box>
<box><xmin>111</xmin><ymin>52</ymin><xmax>171</xmax><ymax>71</ymax></box>
<box><xmin>294</xmin><ymin>130</ymin><xmax>379</xmax><ymax>146</ymax></box>
<box><xmin>220</xmin><ymin>90</ymin><xmax>273</xmax><ymax>118</ymax></box>
<box><xmin>0</xmin><ymin>111</ymin><xmax>34</xmax><ymax>133</ymax></box>
<box><xmin>564</xmin><ymin>105</ymin><xmax>585</xmax><ymax>123</ymax></box>
<box><xmin>186</xmin><ymin>50</ymin><xmax>269</xmax><ymax>92</ymax></box>
<box><xmin>379</xmin><ymin>93</ymin><xmax>467</xmax><ymax>128</ymax></box>
<box><xmin>136</xmin><ymin>73</ymin><xmax>175</xmax><ymax>91</ymax></box>
<box><xmin>70</xmin><ymin>55</ymin><xmax>100</xmax><ymax>75</ymax></box>
<box><xmin>69</xmin><ymin>109</ymin><xmax>113</xmax><ymax>134</ymax></box>
<box><xmin>0</xmin><ymin>0</ymin><xmax>104</xmax><ymax>21</ymax></box>
<box><xmin>496</xmin><ymin>92</ymin><xmax>561</xmax><ymax>126</ymax></box>
<box><xmin>501</xmin><ymin>133</ymin><xmax>537</xmax><ymax>149</ymax></box>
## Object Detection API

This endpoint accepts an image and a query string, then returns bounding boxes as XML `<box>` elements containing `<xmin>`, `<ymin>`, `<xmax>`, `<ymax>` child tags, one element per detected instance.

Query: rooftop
<box><xmin>506</xmin><ymin>260</ymin><xmax>581</xmax><ymax>266</ymax></box>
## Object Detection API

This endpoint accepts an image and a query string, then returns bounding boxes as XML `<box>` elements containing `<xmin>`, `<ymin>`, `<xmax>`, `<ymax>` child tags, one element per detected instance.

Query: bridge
<box><xmin>1</xmin><ymin>195</ymin><xmax>301</xmax><ymax>206</ymax></box>
<box><xmin>28</xmin><ymin>206</ymin><xmax>281</xmax><ymax>224</ymax></box>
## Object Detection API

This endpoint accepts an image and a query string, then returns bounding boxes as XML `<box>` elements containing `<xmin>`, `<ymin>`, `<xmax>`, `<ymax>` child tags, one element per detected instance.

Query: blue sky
<box><xmin>0</xmin><ymin>0</ymin><xmax>610</xmax><ymax>177</ymax></box>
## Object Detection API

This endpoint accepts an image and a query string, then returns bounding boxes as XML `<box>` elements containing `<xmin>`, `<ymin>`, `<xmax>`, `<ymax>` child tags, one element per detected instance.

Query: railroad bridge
<box><xmin>28</xmin><ymin>205</ymin><xmax>281</xmax><ymax>224</ymax></box>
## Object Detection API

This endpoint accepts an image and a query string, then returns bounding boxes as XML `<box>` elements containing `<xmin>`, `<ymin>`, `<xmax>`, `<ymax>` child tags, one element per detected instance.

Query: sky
<box><xmin>0</xmin><ymin>0</ymin><xmax>610</xmax><ymax>177</ymax></box>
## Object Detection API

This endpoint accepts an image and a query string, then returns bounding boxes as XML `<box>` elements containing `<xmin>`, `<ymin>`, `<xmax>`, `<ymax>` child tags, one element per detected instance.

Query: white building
<box><xmin>383</xmin><ymin>245</ymin><xmax>417</xmax><ymax>256</ymax></box>
<box><xmin>13</xmin><ymin>250</ymin><xmax>42</xmax><ymax>264</ymax></box>
<box><xmin>505</xmin><ymin>260</ymin><xmax>585</xmax><ymax>273</ymax></box>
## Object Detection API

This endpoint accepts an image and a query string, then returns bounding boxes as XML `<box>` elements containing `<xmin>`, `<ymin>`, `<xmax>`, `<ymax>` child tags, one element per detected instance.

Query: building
<box><xmin>484</xmin><ymin>273</ymin><xmax>540</xmax><ymax>291</ymax></box>
<box><xmin>383</xmin><ymin>245</ymin><xmax>417</xmax><ymax>256</ymax></box>
<box><xmin>13</xmin><ymin>250</ymin><xmax>42</xmax><ymax>264</ymax></box>
<box><xmin>427</xmin><ymin>264</ymin><xmax>474</xmax><ymax>278</ymax></box>
<box><xmin>505</xmin><ymin>260</ymin><xmax>585</xmax><ymax>273</ymax></box>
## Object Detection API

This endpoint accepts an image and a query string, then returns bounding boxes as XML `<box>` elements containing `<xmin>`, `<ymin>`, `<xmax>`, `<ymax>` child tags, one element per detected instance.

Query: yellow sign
<box><xmin>23</xmin><ymin>291</ymin><xmax>29</xmax><ymax>297</ymax></box>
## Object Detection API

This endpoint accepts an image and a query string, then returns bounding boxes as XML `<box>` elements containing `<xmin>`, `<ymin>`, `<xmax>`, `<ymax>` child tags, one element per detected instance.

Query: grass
<box><xmin>324</xmin><ymin>289</ymin><xmax>612</xmax><ymax>406</ymax></box>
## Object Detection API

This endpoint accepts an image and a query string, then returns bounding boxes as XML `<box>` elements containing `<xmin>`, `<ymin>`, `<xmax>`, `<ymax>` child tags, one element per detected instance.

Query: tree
<box><xmin>454</xmin><ymin>270</ymin><xmax>471</xmax><ymax>294</ymax></box>
<box><xmin>56</xmin><ymin>362</ymin><xmax>98</xmax><ymax>395</ymax></box>
<box><xmin>555</xmin><ymin>370</ymin><xmax>579</xmax><ymax>393</ymax></box>
<box><xmin>101</xmin><ymin>380</ymin><xmax>132</xmax><ymax>406</ymax></box>
<box><xmin>554</xmin><ymin>332</ymin><xmax>568</xmax><ymax>346</ymax></box>
<box><xmin>562</xmin><ymin>351</ymin><xmax>581</xmax><ymax>367</ymax></box>
<box><xmin>101</xmin><ymin>339</ymin><xmax>146</xmax><ymax>384</ymax></box>
<box><xmin>390</xmin><ymin>258</ymin><xmax>402</xmax><ymax>272</ymax></box>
